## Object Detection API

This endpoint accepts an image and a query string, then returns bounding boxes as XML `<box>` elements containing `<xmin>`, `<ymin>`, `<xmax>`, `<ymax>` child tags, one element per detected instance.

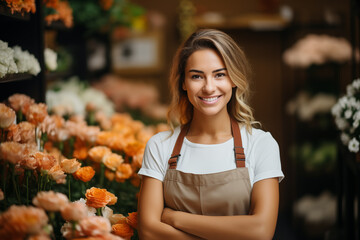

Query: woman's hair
<box><xmin>167</xmin><ymin>29</ymin><xmax>259</xmax><ymax>133</ymax></box>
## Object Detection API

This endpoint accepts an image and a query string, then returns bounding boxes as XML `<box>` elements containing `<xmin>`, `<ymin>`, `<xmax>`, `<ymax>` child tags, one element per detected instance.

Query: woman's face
<box><xmin>183</xmin><ymin>49</ymin><xmax>235</xmax><ymax>118</ymax></box>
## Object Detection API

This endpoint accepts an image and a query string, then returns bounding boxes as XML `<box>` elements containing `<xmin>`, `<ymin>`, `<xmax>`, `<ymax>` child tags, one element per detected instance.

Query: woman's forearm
<box><xmin>170</xmin><ymin>212</ymin><xmax>273</xmax><ymax>240</ymax></box>
<box><xmin>139</xmin><ymin>219</ymin><xmax>203</xmax><ymax>240</ymax></box>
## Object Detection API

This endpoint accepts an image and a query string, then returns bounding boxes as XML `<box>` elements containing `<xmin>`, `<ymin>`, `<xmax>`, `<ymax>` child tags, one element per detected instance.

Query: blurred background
<box><xmin>1</xmin><ymin>0</ymin><xmax>360</xmax><ymax>239</ymax></box>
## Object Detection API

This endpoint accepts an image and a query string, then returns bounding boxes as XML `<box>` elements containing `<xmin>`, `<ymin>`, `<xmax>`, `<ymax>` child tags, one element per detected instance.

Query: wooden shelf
<box><xmin>0</xmin><ymin>73</ymin><xmax>33</xmax><ymax>83</ymax></box>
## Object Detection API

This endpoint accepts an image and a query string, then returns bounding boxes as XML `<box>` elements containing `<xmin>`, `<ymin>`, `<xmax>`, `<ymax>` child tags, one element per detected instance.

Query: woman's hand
<box><xmin>161</xmin><ymin>207</ymin><xmax>176</xmax><ymax>226</ymax></box>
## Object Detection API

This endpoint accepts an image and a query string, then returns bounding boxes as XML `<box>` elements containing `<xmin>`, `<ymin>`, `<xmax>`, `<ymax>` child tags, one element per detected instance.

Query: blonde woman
<box><xmin>138</xmin><ymin>29</ymin><xmax>284</xmax><ymax>240</ymax></box>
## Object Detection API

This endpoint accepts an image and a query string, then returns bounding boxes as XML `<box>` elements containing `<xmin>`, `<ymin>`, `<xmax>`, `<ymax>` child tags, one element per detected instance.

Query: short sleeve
<box><xmin>138</xmin><ymin>134</ymin><xmax>167</xmax><ymax>182</ymax></box>
<box><xmin>252</xmin><ymin>132</ymin><xmax>284</xmax><ymax>184</ymax></box>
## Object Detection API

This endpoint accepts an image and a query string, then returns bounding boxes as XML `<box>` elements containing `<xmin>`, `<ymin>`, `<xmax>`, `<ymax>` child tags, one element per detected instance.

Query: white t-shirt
<box><xmin>138</xmin><ymin>126</ymin><xmax>284</xmax><ymax>188</ymax></box>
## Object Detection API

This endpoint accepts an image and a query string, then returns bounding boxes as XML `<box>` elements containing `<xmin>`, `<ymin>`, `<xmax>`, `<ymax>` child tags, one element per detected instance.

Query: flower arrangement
<box><xmin>0</xmin><ymin>93</ymin><xmax>169</xmax><ymax>239</ymax></box>
<box><xmin>332</xmin><ymin>78</ymin><xmax>360</xmax><ymax>153</ymax></box>
<box><xmin>283</xmin><ymin>34</ymin><xmax>353</xmax><ymax>68</ymax></box>
<box><xmin>1</xmin><ymin>0</ymin><xmax>36</xmax><ymax>15</ymax></box>
<box><xmin>44</xmin><ymin>48</ymin><xmax>58</xmax><ymax>71</ymax></box>
<box><xmin>43</xmin><ymin>0</ymin><xmax>73</xmax><ymax>28</ymax></box>
<box><xmin>46</xmin><ymin>76</ymin><xmax>115</xmax><ymax>117</ymax></box>
<box><xmin>0</xmin><ymin>40</ymin><xmax>41</xmax><ymax>78</ymax></box>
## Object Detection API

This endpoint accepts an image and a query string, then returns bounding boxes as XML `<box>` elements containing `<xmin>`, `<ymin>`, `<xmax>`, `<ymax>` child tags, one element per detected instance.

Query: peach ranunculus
<box><xmin>20</xmin><ymin>154</ymin><xmax>39</xmax><ymax>170</ymax></box>
<box><xmin>88</xmin><ymin>146</ymin><xmax>112</xmax><ymax>163</ymax></box>
<box><xmin>95</xmin><ymin>111</ymin><xmax>112</xmax><ymax>130</ymax></box>
<box><xmin>112</xmin><ymin>222</ymin><xmax>134</xmax><ymax>240</ymax></box>
<box><xmin>109</xmin><ymin>213</ymin><xmax>125</xmax><ymax>225</ymax></box>
<box><xmin>7</xmin><ymin>121</ymin><xmax>36</xmax><ymax>143</ymax></box>
<box><xmin>96</xmin><ymin>131</ymin><xmax>133</xmax><ymax>151</ymax></box>
<box><xmin>0</xmin><ymin>205</ymin><xmax>48</xmax><ymax>238</ymax></box>
<box><xmin>25</xmin><ymin>103</ymin><xmax>48</xmax><ymax>125</ymax></box>
<box><xmin>105</xmin><ymin>169</ymin><xmax>115</xmax><ymax>181</ymax></box>
<box><xmin>8</xmin><ymin>93</ymin><xmax>35</xmax><ymax>115</ymax></box>
<box><xmin>60</xmin><ymin>158</ymin><xmax>81</xmax><ymax>174</ymax></box>
<box><xmin>65</xmin><ymin>121</ymin><xmax>100</xmax><ymax>143</ymax></box>
<box><xmin>85</xmin><ymin>187</ymin><xmax>117</xmax><ymax>209</ymax></box>
<box><xmin>123</xmin><ymin>141</ymin><xmax>145</xmax><ymax>158</ymax></box>
<box><xmin>60</xmin><ymin>221</ymin><xmax>85</xmax><ymax>239</ymax></box>
<box><xmin>115</xmin><ymin>163</ymin><xmax>133</xmax><ymax>182</ymax></box>
<box><xmin>79</xmin><ymin>216</ymin><xmax>111</xmax><ymax>236</ymax></box>
<box><xmin>61</xmin><ymin>202</ymin><xmax>88</xmax><ymax>222</ymax></box>
<box><xmin>0</xmin><ymin>142</ymin><xmax>37</xmax><ymax>165</ymax></box>
<box><xmin>73</xmin><ymin>166</ymin><xmax>95</xmax><ymax>182</ymax></box>
<box><xmin>31</xmin><ymin>152</ymin><xmax>57</xmax><ymax>171</ymax></box>
<box><xmin>126</xmin><ymin>212</ymin><xmax>138</xmax><ymax>229</ymax></box>
<box><xmin>48</xmin><ymin>164</ymin><xmax>67</xmax><ymax>184</ymax></box>
<box><xmin>0</xmin><ymin>103</ymin><xmax>16</xmax><ymax>129</ymax></box>
<box><xmin>32</xmin><ymin>191</ymin><xmax>69</xmax><ymax>212</ymax></box>
<box><xmin>103</xmin><ymin>153</ymin><xmax>123</xmax><ymax>171</ymax></box>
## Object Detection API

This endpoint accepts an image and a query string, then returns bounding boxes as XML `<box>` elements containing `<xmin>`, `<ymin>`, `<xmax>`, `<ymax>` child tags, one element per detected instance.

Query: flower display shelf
<box><xmin>0</xmin><ymin>73</ymin><xmax>33</xmax><ymax>84</ymax></box>
<box><xmin>0</xmin><ymin>4</ymin><xmax>31</xmax><ymax>21</ymax></box>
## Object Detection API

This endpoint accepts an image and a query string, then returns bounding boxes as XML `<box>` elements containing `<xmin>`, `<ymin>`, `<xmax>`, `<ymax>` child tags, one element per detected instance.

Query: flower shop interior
<box><xmin>0</xmin><ymin>0</ymin><xmax>360</xmax><ymax>239</ymax></box>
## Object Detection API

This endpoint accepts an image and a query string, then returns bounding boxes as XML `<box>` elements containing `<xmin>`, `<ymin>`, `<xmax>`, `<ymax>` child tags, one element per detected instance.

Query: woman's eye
<box><xmin>215</xmin><ymin>73</ymin><xmax>226</xmax><ymax>78</ymax></box>
<box><xmin>191</xmin><ymin>75</ymin><xmax>201</xmax><ymax>79</ymax></box>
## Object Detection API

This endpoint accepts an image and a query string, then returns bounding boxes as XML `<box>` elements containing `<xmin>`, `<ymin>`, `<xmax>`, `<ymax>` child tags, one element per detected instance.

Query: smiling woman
<box><xmin>137</xmin><ymin>29</ymin><xmax>284</xmax><ymax>240</ymax></box>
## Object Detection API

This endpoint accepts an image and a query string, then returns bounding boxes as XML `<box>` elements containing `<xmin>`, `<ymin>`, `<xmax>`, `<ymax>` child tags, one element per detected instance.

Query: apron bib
<box><xmin>163</xmin><ymin>118</ymin><xmax>251</xmax><ymax>216</ymax></box>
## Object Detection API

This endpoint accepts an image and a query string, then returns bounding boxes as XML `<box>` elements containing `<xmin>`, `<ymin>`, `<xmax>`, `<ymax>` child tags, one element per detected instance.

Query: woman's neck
<box><xmin>186</xmin><ymin>112</ymin><xmax>233</xmax><ymax>144</ymax></box>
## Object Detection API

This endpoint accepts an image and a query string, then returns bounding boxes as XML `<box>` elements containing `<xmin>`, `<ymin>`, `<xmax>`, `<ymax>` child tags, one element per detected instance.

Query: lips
<box><xmin>199</xmin><ymin>96</ymin><xmax>221</xmax><ymax>103</ymax></box>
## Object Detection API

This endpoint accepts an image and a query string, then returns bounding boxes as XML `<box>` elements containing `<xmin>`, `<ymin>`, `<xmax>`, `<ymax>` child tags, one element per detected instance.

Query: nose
<box><xmin>203</xmin><ymin>78</ymin><xmax>216</xmax><ymax>93</ymax></box>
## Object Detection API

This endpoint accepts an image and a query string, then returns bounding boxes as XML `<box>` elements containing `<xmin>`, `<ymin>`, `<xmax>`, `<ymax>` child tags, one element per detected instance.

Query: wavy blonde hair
<box><xmin>167</xmin><ymin>29</ymin><xmax>259</xmax><ymax>133</ymax></box>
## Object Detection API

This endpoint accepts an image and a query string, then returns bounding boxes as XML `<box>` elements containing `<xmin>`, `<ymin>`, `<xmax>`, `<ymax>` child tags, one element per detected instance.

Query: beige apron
<box><xmin>164</xmin><ymin>118</ymin><xmax>251</xmax><ymax>216</ymax></box>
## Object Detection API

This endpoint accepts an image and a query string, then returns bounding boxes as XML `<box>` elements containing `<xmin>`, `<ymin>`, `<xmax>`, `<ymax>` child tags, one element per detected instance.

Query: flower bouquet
<box><xmin>332</xmin><ymin>78</ymin><xmax>360</xmax><ymax>153</ymax></box>
<box><xmin>0</xmin><ymin>93</ymin><xmax>169</xmax><ymax>239</ymax></box>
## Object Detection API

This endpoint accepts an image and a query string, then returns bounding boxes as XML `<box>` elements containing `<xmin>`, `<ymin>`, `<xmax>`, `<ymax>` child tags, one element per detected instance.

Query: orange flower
<box><xmin>115</xmin><ymin>163</ymin><xmax>133</xmax><ymax>182</ymax></box>
<box><xmin>109</xmin><ymin>213</ymin><xmax>125</xmax><ymax>225</ymax></box>
<box><xmin>73</xmin><ymin>138</ymin><xmax>88</xmax><ymax>160</ymax></box>
<box><xmin>73</xmin><ymin>166</ymin><xmax>95</xmax><ymax>182</ymax></box>
<box><xmin>99</xmin><ymin>0</ymin><xmax>113</xmax><ymax>10</ymax></box>
<box><xmin>112</xmin><ymin>222</ymin><xmax>134</xmax><ymax>240</ymax></box>
<box><xmin>8</xmin><ymin>93</ymin><xmax>35</xmax><ymax>115</ymax></box>
<box><xmin>88</xmin><ymin>146</ymin><xmax>112</xmax><ymax>163</ymax></box>
<box><xmin>96</xmin><ymin>131</ymin><xmax>133</xmax><ymax>151</ymax></box>
<box><xmin>123</xmin><ymin>141</ymin><xmax>145</xmax><ymax>157</ymax></box>
<box><xmin>103</xmin><ymin>153</ymin><xmax>123</xmax><ymax>171</ymax></box>
<box><xmin>85</xmin><ymin>187</ymin><xmax>117</xmax><ymax>208</ymax></box>
<box><xmin>0</xmin><ymin>205</ymin><xmax>48</xmax><ymax>237</ymax></box>
<box><xmin>44</xmin><ymin>0</ymin><xmax>73</xmax><ymax>28</ymax></box>
<box><xmin>126</xmin><ymin>212</ymin><xmax>138</xmax><ymax>229</ymax></box>
<box><xmin>48</xmin><ymin>164</ymin><xmax>66</xmax><ymax>184</ymax></box>
<box><xmin>79</xmin><ymin>216</ymin><xmax>111</xmax><ymax>236</ymax></box>
<box><xmin>105</xmin><ymin>169</ymin><xmax>115</xmax><ymax>181</ymax></box>
<box><xmin>25</xmin><ymin>103</ymin><xmax>48</xmax><ymax>125</ymax></box>
<box><xmin>7</xmin><ymin>121</ymin><xmax>35</xmax><ymax>143</ymax></box>
<box><xmin>95</xmin><ymin>111</ymin><xmax>112</xmax><ymax>130</ymax></box>
<box><xmin>61</xmin><ymin>202</ymin><xmax>88</xmax><ymax>222</ymax></box>
<box><xmin>130</xmin><ymin>174</ymin><xmax>141</xmax><ymax>187</ymax></box>
<box><xmin>32</xmin><ymin>191</ymin><xmax>69</xmax><ymax>212</ymax></box>
<box><xmin>20</xmin><ymin>154</ymin><xmax>39</xmax><ymax>170</ymax></box>
<box><xmin>0</xmin><ymin>103</ymin><xmax>16</xmax><ymax>129</ymax></box>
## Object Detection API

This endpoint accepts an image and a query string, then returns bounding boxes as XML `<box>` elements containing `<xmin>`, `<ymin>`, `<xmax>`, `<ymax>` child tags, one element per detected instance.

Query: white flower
<box><xmin>340</xmin><ymin>133</ymin><xmax>350</xmax><ymax>145</ymax></box>
<box><xmin>46</xmin><ymin>90</ymin><xmax>85</xmax><ymax>116</ymax></box>
<box><xmin>344</xmin><ymin>109</ymin><xmax>353</xmax><ymax>119</ymax></box>
<box><xmin>347</xmin><ymin>85</ymin><xmax>355</xmax><ymax>96</ymax></box>
<box><xmin>335</xmin><ymin>117</ymin><xmax>349</xmax><ymax>131</ymax></box>
<box><xmin>0</xmin><ymin>40</ymin><xmax>18</xmax><ymax>77</ymax></box>
<box><xmin>348</xmin><ymin>138</ymin><xmax>360</xmax><ymax>153</ymax></box>
<box><xmin>331</xmin><ymin>103</ymin><xmax>342</xmax><ymax>117</ymax></box>
<box><xmin>13</xmin><ymin>46</ymin><xmax>41</xmax><ymax>76</ymax></box>
<box><xmin>352</xmin><ymin>78</ymin><xmax>360</xmax><ymax>89</ymax></box>
<box><xmin>44</xmin><ymin>48</ymin><xmax>58</xmax><ymax>71</ymax></box>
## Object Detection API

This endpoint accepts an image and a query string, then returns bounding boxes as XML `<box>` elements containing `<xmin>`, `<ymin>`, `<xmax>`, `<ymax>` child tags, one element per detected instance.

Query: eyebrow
<box><xmin>189</xmin><ymin>68</ymin><xmax>227</xmax><ymax>73</ymax></box>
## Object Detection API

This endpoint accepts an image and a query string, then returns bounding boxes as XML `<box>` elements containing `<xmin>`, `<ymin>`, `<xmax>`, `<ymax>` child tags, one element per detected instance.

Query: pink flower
<box><xmin>25</xmin><ymin>103</ymin><xmax>48</xmax><ymax>125</ymax></box>
<box><xmin>0</xmin><ymin>142</ymin><xmax>37</xmax><ymax>165</ymax></box>
<box><xmin>61</xmin><ymin>202</ymin><xmax>88</xmax><ymax>222</ymax></box>
<box><xmin>0</xmin><ymin>205</ymin><xmax>48</xmax><ymax>238</ymax></box>
<box><xmin>32</xmin><ymin>191</ymin><xmax>69</xmax><ymax>212</ymax></box>
<box><xmin>60</xmin><ymin>158</ymin><xmax>81</xmax><ymax>174</ymax></box>
<box><xmin>7</xmin><ymin>121</ymin><xmax>36</xmax><ymax>143</ymax></box>
<box><xmin>8</xmin><ymin>93</ymin><xmax>35</xmax><ymax>115</ymax></box>
<box><xmin>79</xmin><ymin>216</ymin><xmax>111</xmax><ymax>236</ymax></box>
<box><xmin>48</xmin><ymin>164</ymin><xmax>67</xmax><ymax>184</ymax></box>
<box><xmin>0</xmin><ymin>103</ymin><xmax>16</xmax><ymax>128</ymax></box>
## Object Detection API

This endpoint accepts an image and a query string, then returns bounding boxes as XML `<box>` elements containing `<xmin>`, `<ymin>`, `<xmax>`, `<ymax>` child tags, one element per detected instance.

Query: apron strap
<box><xmin>168</xmin><ymin>118</ymin><xmax>246</xmax><ymax>169</ymax></box>
<box><xmin>168</xmin><ymin>123</ymin><xmax>190</xmax><ymax>169</ymax></box>
<box><xmin>231</xmin><ymin>118</ymin><xmax>246</xmax><ymax>168</ymax></box>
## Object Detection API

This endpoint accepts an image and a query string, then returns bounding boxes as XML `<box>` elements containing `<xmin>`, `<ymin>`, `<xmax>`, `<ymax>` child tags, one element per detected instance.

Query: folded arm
<box><xmin>138</xmin><ymin>176</ymin><xmax>203</xmax><ymax>240</ymax></box>
<box><xmin>161</xmin><ymin>178</ymin><xmax>280</xmax><ymax>240</ymax></box>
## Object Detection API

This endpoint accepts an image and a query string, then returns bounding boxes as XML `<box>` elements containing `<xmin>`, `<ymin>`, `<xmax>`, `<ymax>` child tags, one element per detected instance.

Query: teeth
<box><xmin>202</xmin><ymin>97</ymin><xmax>218</xmax><ymax>102</ymax></box>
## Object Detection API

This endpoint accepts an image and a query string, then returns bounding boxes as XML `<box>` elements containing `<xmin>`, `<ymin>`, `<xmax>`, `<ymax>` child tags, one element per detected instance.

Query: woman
<box><xmin>138</xmin><ymin>29</ymin><xmax>284</xmax><ymax>240</ymax></box>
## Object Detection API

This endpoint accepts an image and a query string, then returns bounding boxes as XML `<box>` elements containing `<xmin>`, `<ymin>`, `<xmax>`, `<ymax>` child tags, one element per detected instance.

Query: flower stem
<box><xmin>10</xmin><ymin>164</ymin><xmax>21</xmax><ymax>204</ymax></box>
<box><xmin>100</xmin><ymin>162</ymin><xmax>105</xmax><ymax>187</ymax></box>
<box><xmin>26</xmin><ymin>170</ymin><xmax>30</xmax><ymax>205</ymax></box>
<box><xmin>2</xmin><ymin>162</ymin><xmax>7</xmax><ymax>204</ymax></box>
<box><xmin>96</xmin><ymin>207</ymin><xmax>103</xmax><ymax>216</ymax></box>
<box><xmin>68</xmin><ymin>175</ymin><xmax>72</xmax><ymax>201</ymax></box>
